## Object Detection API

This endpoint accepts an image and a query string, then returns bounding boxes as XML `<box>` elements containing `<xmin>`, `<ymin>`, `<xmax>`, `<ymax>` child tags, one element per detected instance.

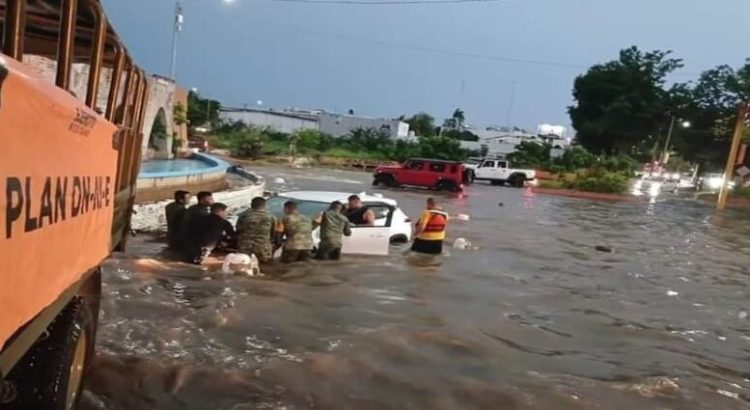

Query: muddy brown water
<box><xmin>81</xmin><ymin>166</ymin><xmax>750</xmax><ymax>410</ymax></box>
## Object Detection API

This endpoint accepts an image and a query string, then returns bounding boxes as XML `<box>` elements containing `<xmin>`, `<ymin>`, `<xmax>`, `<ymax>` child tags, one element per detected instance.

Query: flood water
<box><xmin>82</xmin><ymin>166</ymin><xmax>750</xmax><ymax>410</ymax></box>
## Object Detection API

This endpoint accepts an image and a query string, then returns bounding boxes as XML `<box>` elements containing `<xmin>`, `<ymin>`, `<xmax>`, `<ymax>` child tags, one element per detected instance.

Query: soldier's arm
<box><xmin>343</xmin><ymin>218</ymin><xmax>352</xmax><ymax>237</ymax></box>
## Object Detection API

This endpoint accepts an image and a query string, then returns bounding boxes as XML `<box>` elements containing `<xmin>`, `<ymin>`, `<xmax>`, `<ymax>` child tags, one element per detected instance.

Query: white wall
<box><xmin>319</xmin><ymin>113</ymin><xmax>408</xmax><ymax>139</ymax></box>
<box><xmin>220</xmin><ymin>110</ymin><xmax>318</xmax><ymax>134</ymax></box>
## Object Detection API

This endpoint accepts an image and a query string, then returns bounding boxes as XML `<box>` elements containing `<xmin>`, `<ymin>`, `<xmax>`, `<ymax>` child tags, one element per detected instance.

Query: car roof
<box><xmin>275</xmin><ymin>191</ymin><xmax>399</xmax><ymax>206</ymax></box>
<box><xmin>408</xmin><ymin>158</ymin><xmax>463</xmax><ymax>164</ymax></box>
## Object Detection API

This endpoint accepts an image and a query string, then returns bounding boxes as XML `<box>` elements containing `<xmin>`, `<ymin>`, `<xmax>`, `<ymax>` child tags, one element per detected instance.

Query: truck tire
<box><xmin>4</xmin><ymin>297</ymin><xmax>95</xmax><ymax>410</ymax></box>
<box><xmin>437</xmin><ymin>180</ymin><xmax>459</xmax><ymax>192</ymax></box>
<box><xmin>383</xmin><ymin>175</ymin><xmax>398</xmax><ymax>187</ymax></box>
<box><xmin>509</xmin><ymin>174</ymin><xmax>525</xmax><ymax>188</ymax></box>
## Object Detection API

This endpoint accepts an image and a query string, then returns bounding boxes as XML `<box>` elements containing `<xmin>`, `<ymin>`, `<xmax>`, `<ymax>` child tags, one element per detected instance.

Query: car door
<box><xmin>496</xmin><ymin>161</ymin><xmax>510</xmax><ymax>180</ymax></box>
<box><xmin>478</xmin><ymin>160</ymin><xmax>495</xmax><ymax>179</ymax></box>
<box><xmin>342</xmin><ymin>205</ymin><xmax>394</xmax><ymax>256</ymax></box>
<box><xmin>400</xmin><ymin>160</ymin><xmax>425</xmax><ymax>185</ymax></box>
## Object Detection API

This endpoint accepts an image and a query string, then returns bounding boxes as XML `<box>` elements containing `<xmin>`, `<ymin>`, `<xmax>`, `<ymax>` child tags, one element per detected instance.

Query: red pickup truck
<box><xmin>372</xmin><ymin>158</ymin><xmax>467</xmax><ymax>192</ymax></box>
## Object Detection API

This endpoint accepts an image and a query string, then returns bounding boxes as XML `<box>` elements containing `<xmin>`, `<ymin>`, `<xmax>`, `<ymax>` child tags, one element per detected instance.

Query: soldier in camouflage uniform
<box><xmin>276</xmin><ymin>201</ymin><xmax>314</xmax><ymax>263</ymax></box>
<box><xmin>315</xmin><ymin>201</ymin><xmax>352</xmax><ymax>260</ymax></box>
<box><xmin>236</xmin><ymin>197</ymin><xmax>277</xmax><ymax>263</ymax></box>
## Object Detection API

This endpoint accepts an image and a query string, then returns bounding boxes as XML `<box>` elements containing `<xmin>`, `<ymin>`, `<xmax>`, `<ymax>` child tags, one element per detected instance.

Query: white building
<box><xmin>220</xmin><ymin>107</ymin><xmax>319</xmax><ymax>134</ymax></box>
<box><xmin>219</xmin><ymin>107</ymin><xmax>410</xmax><ymax>139</ymax></box>
<box><xmin>318</xmin><ymin>113</ymin><xmax>410</xmax><ymax>139</ymax></box>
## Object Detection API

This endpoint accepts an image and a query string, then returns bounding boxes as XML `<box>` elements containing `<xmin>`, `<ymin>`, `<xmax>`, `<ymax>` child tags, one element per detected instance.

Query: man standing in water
<box><xmin>316</xmin><ymin>201</ymin><xmax>352</xmax><ymax>260</ymax></box>
<box><xmin>276</xmin><ymin>201</ymin><xmax>314</xmax><ymax>263</ymax></box>
<box><xmin>180</xmin><ymin>191</ymin><xmax>214</xmax><ymax>246</ymax></box>
<box><xmin>346</xmin><ymin>195</ymin><xmax>375</xmax><ymax>226</ymax></box>
<box><xmin>236</xmin><ymin>197</ymin><xmax>278</xmax><ymax>264</ymax></box>
<box><xmin>184</xmin><ymin>203</ymin><xmax>230</xmax><ymax>264</ymax></box>
<box><xmin>165</xmin><ymin>190</ymin><xmax>190</xmax><ymax>250</ymax></box>
<box><xmin>411</xmin><ymin>197</ymin><xmax>449</xmax><ymax>256</ymax></box>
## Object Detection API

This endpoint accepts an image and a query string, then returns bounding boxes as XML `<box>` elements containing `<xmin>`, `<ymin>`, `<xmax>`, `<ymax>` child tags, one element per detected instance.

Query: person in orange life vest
<box><xmin>411</xmin><ymin>197</ymin><xmax>449</xmax><ymax>255</ymax></box>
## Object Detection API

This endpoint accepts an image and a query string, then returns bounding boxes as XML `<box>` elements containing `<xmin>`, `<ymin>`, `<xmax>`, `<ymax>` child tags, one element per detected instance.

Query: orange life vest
<box><xmin>423</xmin><ymin>210</ymin><xmax>448</xmax><ymax>233</ymax></box>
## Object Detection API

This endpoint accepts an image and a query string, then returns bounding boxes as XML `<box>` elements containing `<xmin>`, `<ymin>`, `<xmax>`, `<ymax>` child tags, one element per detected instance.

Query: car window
<box><xmin>408</xmin><ymin>161</ymin><xmax>424</xmax><ymax>170</ymax></box>
<box><xmin>365</xmin><ymin>204</ymin><xmax>390</xmax><ymax>220</ymax></box>
<box><xmin>481</xmin><ymin>160</ymin><xmax>495</xmax><ymax>168</ymax></box>
<box><xmin>498</xmin><ymin>161</ymin><xmax>508</xmax><ymax>168</ymax></box>
<box><xmin>429</xmin><ymin>162</ymin><xmax>446</xmax><ymax>173</ymax></box>
<box><xmin>266</xmin><ymin>196</ymin><xmax>329</xmax><ymax>218</ymax></box>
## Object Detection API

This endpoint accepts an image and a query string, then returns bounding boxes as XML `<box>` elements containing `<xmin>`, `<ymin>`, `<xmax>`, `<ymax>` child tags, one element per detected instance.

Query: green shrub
<box><xmin>567</xmin><ymin>170</ymin><xmax>629</xmax><ymax>194</ymax></box>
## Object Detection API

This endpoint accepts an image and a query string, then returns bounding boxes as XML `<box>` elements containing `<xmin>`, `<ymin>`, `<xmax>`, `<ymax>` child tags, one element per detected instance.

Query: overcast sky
<box><xmin>101</xmin><ymin>0</ymin><xmax>747</xmax><ymax>131</ymax></box>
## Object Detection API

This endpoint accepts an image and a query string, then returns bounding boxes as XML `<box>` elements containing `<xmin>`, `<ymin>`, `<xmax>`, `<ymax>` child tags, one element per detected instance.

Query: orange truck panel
<box><xmin>0</xmin><ymin>54</ymin><xmax>118</xmax><ymax>350</ymax></box>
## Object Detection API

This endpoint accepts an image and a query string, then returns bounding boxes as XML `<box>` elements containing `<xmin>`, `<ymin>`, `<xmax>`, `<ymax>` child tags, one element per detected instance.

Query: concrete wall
<box><xmin>319</xmin><ymin>113</ymin><xmax>409</xmax><ymax>139</ymax></box>
<box><xmin>220</xmin><ymin>109</ymin><xmax>318</xmax><ymax>134</ymax></box>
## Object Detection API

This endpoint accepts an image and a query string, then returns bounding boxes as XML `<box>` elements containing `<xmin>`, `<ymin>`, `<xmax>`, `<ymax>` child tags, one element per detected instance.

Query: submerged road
<box><xmin>82</xmin><ymin>165</ymin><xmax>750</xmax><ymax>410</ymax></box>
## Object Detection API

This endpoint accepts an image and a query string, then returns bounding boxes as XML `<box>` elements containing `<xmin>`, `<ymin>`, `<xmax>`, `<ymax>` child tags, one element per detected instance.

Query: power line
<box><xmin>244</xmin><ymin>17</ymin><xmax>701</xmax><ymax>77</ymax></box>
<box><xmin>272</xmin><ymin>0</ymin><xmax>509</xmax><ymax>5</ymax></box>
<box><xmin>250</xmin><ymin>18</ymin><xmax>588</xmax><ymax>69</ymax></box>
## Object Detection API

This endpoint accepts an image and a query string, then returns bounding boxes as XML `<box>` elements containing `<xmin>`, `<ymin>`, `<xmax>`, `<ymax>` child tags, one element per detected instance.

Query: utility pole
<box><xmin>169</xmin><ymin>1</ymin><xmax>183</xmax><ymax>80</ymax></box>
<box><xmin>717</xmin><ymin>103</ymin><xmax>749</xmax><ymax>210</ymax></box>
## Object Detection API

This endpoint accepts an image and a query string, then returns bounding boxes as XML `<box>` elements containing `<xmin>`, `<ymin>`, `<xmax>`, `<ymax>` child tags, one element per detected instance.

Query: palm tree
<box><xmin>452</xmin><ymin>108</ymin><xmax>465</xmax><ymax>130</ymax></box>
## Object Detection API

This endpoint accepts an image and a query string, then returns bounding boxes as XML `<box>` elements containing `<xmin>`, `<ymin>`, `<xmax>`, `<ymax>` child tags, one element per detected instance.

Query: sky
<box><xmin>101</xmin><ymin>0</ymin><xmax>748</xmax><ymax>132</ymax></box>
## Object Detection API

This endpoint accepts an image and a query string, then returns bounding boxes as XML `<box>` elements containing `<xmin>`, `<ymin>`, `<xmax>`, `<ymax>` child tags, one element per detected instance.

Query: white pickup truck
<box><xmin>473</xmin><ymin>159</ymin><xmax>536</xmax><ymax>187</ymax></box>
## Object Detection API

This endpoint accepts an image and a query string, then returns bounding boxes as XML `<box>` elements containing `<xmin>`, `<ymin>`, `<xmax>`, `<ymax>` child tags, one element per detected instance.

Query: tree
<box><xmin>293</xmin><ymin>129</ymin><xmax>322</xmax><ymax>153</ymax></box>
<box><xmin>173</xmin><ymin>102</ymin><xmax>188</xmax><ymax>127</ymax></box>
<box><xmin>417</xmin><ymin>137</ymin><xmax>467</xmax><ymax>161</ymax></box>
<box><xmin>507</xmin><ymin>141</ymin><xmax>551</xmax><ymax>168</ymax></box>
<box><xmin>442</xmin><ymin>129</ymin><xmax>479</xmax><ymax>141</ymax></box>
<box><xmin>669</xmin><ymin>61</ymin><xmax>750</xmax><ymax>168</ymax></box>
<box><xmin>442</xmin><ymin>108</ymin><xmax>466</xmax><ymax>130</ymax></box>
<box><xmin>405</xmin><ymin>112</ymin><xmax>436</xmax><ymax>137</ymax></box>
<box><xmin>187</xmin><ymin>91</ymin><xmax>221</xmax><ymax>127</ymax></box>
<box><xmin>569</xmin><ymin>47</ymin><xmax>683</xmax><ymax>155</ymax></box>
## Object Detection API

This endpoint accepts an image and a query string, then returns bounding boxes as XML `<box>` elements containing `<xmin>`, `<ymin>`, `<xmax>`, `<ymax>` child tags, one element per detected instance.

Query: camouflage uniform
<box><xmin>317</xmin><ymin>210</ymin><xmax>352</xmax><ymax>260</ymax></box>
<box><xmin>278</xmin><ymin>213</ymin><xmax>313</xmax><ymax>263</ymax></box>
<box><xmin>236</xmin><ymin>209</ymin><xmax>277</xmax><ymax>263</ymax></box>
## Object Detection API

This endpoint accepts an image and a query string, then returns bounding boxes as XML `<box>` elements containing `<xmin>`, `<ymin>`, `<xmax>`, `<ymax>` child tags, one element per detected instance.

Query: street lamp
<box><xmin>661</xmin><ymin>115</ymin><xmax>690</xmax><ymax>163</ymax></box>
<box><xmin>169</xmin><ymin>0</ymin><xmax>235</xmax><ymax>81</ymax></box>
<box><xmin>169</xmin><ymin>2</ymin><xmax>183</xmax><ymax>81</ymax></box>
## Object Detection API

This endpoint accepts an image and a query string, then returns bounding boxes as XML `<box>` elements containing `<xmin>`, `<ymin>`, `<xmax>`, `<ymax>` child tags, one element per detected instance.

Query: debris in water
<box><xmin>739</xmin><ymin>311</ymin><xmax>748</xmax><ymax>320</ymax></box>
<box><xmin>452</xmin><ymin>238</ymin><xmax>472</xmax><ymax>250</ymax></box>
<box><xmin>667</xmin><ymin>290</ymin><xmax>679</xmax><ymax>297</ymax></box>
<box><xmin>595</xmin><ymin>245</ymin><xmax>613</xmax><ymax>253</ymax></box>
<box><xmin>612</xmin><ymin>377</ymin><xmax>680</xmax><ymax>398</ymax></box>
<box><xmin>455</xmin><ymin>214</ymin><xmax>470</xmax><ymax>221</ymax></box>
<box><xmin>717</xmin><ymin>389</ymin><xmax>739</xmax><ymax>400</ymax></box>
<box><xmin>498</xmin><ymin>202</ymin><xmax>504</xmax><ymax>207</ymax></box>
<box><xmin>274</xmin><ymin>177</ymin><xmax>286</xmax><ymax>184</ymax></box>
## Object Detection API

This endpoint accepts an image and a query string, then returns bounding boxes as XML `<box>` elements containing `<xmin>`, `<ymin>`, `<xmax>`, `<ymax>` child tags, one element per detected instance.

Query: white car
<box><xmin>229</xmin><ymin>191</ymin><xmax>412</xmax><ymax>256</ymax></box>
<box><xmin>473</xmin><ymin>159</ymin><xmax>536</xmax><ymax>187</ymax></box>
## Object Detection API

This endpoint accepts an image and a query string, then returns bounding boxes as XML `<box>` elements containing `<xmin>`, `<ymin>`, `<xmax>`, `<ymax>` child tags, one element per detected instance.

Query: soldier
<box><xmin>315</xmin><ymin>201</ymin><xmax>352</xmax><ymax>260</ymax></box>
<box><xmin>236</xmin><ymin>197</ymin><xmax>277</xmax><ymax>264</ymax></box>
<box><xmin>276</xmin><ymin>201</ymin><xmax>314</xmax><ymax>263</ymax></box>
<box><xmin>165</xmin><ymin>190</ymin><xmax>190</xmax><ymax>250</ymax></box>
<box><xmin>179</xmin><ymin>191</ymin><xmax>214</xmax><ymax>247</ymax></box>
<box><xmin>183</xmin><ymin>203</ymin><xmax>230</xmax><ymax>265</ymax></box>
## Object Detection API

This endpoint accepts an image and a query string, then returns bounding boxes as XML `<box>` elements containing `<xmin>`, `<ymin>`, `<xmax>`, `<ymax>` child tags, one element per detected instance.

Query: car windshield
<box><xmin>266</xmin><ymin>196</ymin><xmax>330</xmax><ymax>218</ymax></box>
